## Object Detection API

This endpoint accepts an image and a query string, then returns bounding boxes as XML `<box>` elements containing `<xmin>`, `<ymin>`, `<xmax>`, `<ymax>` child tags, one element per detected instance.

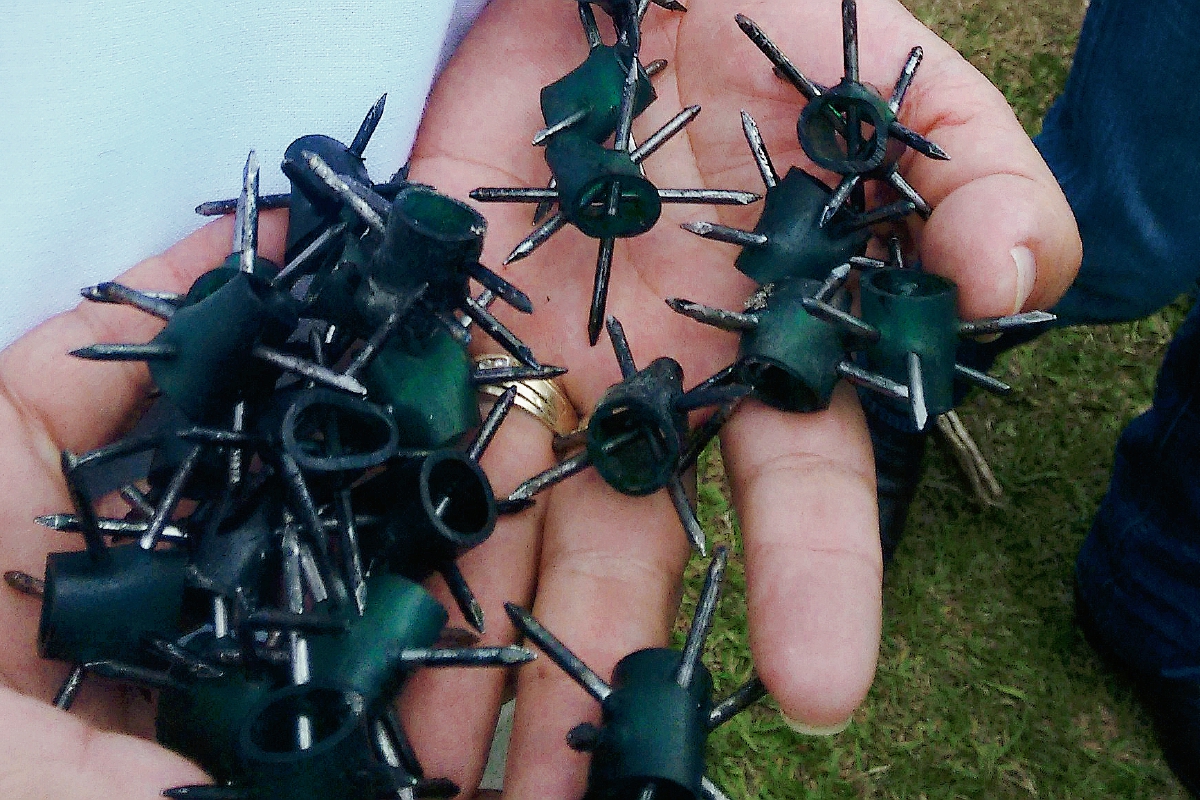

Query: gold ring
<box><xmin>474</xmin><ymin>353</ymin><xmax>579</xmax><ymax>437</ymax></box>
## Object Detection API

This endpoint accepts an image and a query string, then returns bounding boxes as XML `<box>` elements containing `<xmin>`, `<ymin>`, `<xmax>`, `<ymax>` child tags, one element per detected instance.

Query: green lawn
<box><xmin>687</xmin><ymin>1</ymin><xmax>1194</xmax><ymax>796</ymax></box>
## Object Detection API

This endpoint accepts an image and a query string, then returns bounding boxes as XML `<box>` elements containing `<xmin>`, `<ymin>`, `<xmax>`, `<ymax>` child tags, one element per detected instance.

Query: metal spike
<box><xmin>654</xmin><ymin>0</ymin><xmax>687</xmax><ymax>11</ymax></box>
<box><xmin>163</xmin><ymin>786</ymin><xmax>250</xmax><ymax>800</ymax></box>
<box><xmin>504</xmin><ymin>603</ymin><xmax>611</xmax><ymax>702</ymax></box>
<box><xmin>801</xmin><ymin>297</ymin><xmax>880</xmax><ymax>341</ymax></box>
<box><xmin>461</xmin><ymin>295</ymin><xmax>540</xmax><ymax>368</ymax></box>
<box><xmin>195</xmin><ymin>193</ymin><xmax>289</xmax><ymax>217</ymax></box>
<box><xmin>471</xmin><ymin>364</ymin><xmax>568</xmax><ymax>386</ymax></box>
<box><xmin>334</xmin><ymin>489</ymin><xmax>367</xmax><ymax>617</ymax></box>
<box><xmin>297</xmin><ymin>150</ymin><xmax>387</xmax><ymax>234</ymax></box>
<box><xmin>146</xmin><ymin>637</ymin><xmax>225</xmax><ymax>679</ymax></box>
<box><xmin>532</xmin><ymin>109</ymin><xmax>590</xmax><ymax>147</ymax></box>
<box><xmin>298</xmin><ymin>543</ymin><xmax>329</xmax><ymax>604</ymax></box>
<box><xmin>140</xmin><ymin>443</ymin><xmax>201</xmax><ymax>550</ymax></box>
<box><xmin>636</xmin><ymin>0</ymin><xmax>652</xmax><ymax>22</ymax></box>
<box><xmin>175</xmin><ymin>427</ymin><xmax>251</xmax><ymax>446</ymax></box>
<box><xmin>588</xmin><ymin>238</ymin><xmax>617</xmax><ymax>347</ymax></box>
<box><xmin>466</xmin><ymin>261</ymin><xmax>534</xmax><ymax>314</ymax></box>
<box><xmin>614</xmin><ymin>54</ymin><xmax>642</xmax><ymax>154</ymax></box>
<box><xmin>4</xmin><ymin>570</ymin><xmax>43</xmax><ymax>598</ymax></box>
<box><xmin>681</xmin><ymin>220</ymin><xmax>768</xmax><ymax>249</ymax></box>
<box><xmin>278</xmin><ymin>455</ymin><xmax>346</xmax><ymax>608</ymax></box>
<box><xmin>508</xmin><ymin>450</ymin><xmax>592</xmax><ymax>502</ymax></box>
<box><xmin>907</xmin><ymin>352</ymin><xmax>929</xmax><ymax>431</ymax></box>
<box><xmin>676</xmin><ymin>546</ymin><xmax>727</xmax><ymax>685</ymax></box>
<box><xmin>680</xmin><ymin>402</ymin><xmax>737</xmax><ymax>473</ymax></box>
<box><xmin>738</xmin><ymin>110</ymin><xmax>779</xmax><ymax>190</ymax></box>
<box><xmin>886</xmin><ymin>170</ymin><xmax>932</xmax><ymax>218</ymax></box>
<box><xmin>837</xmin><ymin>199</ymin><xmax>917</xmax><ymax>232</ymax></box>
<box><xmin>675</xmin><ymin>383</ymin><xmax>751</xmax><ymax>413</ymax></box>
<box><xmin>237</xmin><ymin>151</ymin><xmax>259</xmax><ymax>274</ymax></box>
<box><xmin>243</xmin><ymin>608</ymin><xmax>347</xmax><ymax>635</ymax></box>
<box><xmin>120</xmin><ymin>485</ymin><xmax>155</xmax><ymax>517</ymax></box>
<box><xmin>394</xmin><ymin>646</ymin><xmax>536</xmax><ymax>668</ymax></box>
<box><xmin>841</xmin><ymin>0</ymin><xmax>859</xmax><ymax>83</ymax></box>
<box><xmin>645</xmin><ymin>58</ymin><xmax>668</xmax><ymax>77</ymax></box>
<box><xmin>667</xmin><ymin>477</ymin><xmax>707</xmax><ymax>556</ymax></box>
<box><xmin>252</xmin><ymin>345</ymin><xmax>368</xmax><ymax>395</ymax></box>
<box><xmin>81</xmin><ymin>282</ymin><xmax>176</xmax><ymax>320</ymax></box>
<box><xmin>666</xmin><ymin>298</ymin><xmax>757</xmax><ymax>333</ymax></box>
<box><xmin>53</xmin><ymin>665</ymin><xmax>86</xmax><ymax>709</ymax></box>
<box><xmin>349</xmin><ymin>93</ymin><xmax>388</xmax><ymax>157</ymax></box>
<box><xmin>953</xmin><ymin>363</ymin><xmax>1012</xmax><ymax>395</ymax></box>
<box><xmin>279</xmin><ymin>525</ymin><xmax>314</xmax><ymax>749</ymax></box>
<box><xmin>638</xmin><ymin>785</ymin><xmax>656</xmax><ymax>800</ymax></box>
<box><xmin>344</xmin><ymin>309</ymin><xmax>406</xmax><ymax>379</ymax></box>
<box><xmin>378</xmin><ymin>709</ymin><xmax>425</xmax><ymax>779</ymax></box>
<box><xmin>470</xmin><ymin>187</ymin><xmax>558</xmax><ymax>203</ymax></box>
<box><xmin>441</xmin><ymin>562</ymin><xmax>486</xmax><ymax>634</ymax></box>
<box><xmin>836</xmin><ymin>361</ymin><xmax>909</xmax><ymax>400</ymax></box>
<box><xmin>272</xmin><ymin>221</ymin><xmax>348</xmax><ymax>287</ymax></box>
<box><xmin>469</xmin><ymin>385</ymin><xmax>517</xmax><ymax>462</ymax></box>
<box><xmin>657</xmin><ymin>188</ymin><xmax>760</xmax><ymax>205</ymax></box>
<box><xmin>497</xmin><ymin>497</ymin><xmax>536</xmax><ymax>515</ymax></box>
<box><xmin>888</xmin><ymin>236</ymin><xmax>905</xmax><ymax>269</ymax></box>
<box><xmin>818</xmin><ymin>175</ymin><xmax>861</xmax><ymax>228</ymax></box>
<box><xmin>958</xmin><ymin>310</ymin><xmax>1056</xmax><ymax>337</ymax></box>
<box><xmin>435</xmin><ymin>311</ymin><xmax>473</xmax><ymax>347</ymax></box>
<box><xmin>700</xmin><ymin>776</ymin><xmax>733</xmax><ymax>800</ymax></box>
<box><xmin>579</xmin><ymin>1</ymin><xmax>603</xmax><ymax>48</ymax></box>
<box><xmin>815</xmin><ymin>264</ymin><xmax>852</xmax><ymax>303</ymax></box>
<box><xmin>60</xmin><ymin>451</ymin><xmax>107</xmax><ymax>561</ymax></box>
<box><xmin>888</xmin><ymin>121</ymin><xmax>950</xmax><ymax>161</ymax></box>
<box><xmin>735</xmin><ymin>15</ymin><xmax>824</xmax><ymax>100</ymax></box>
<box><xmin>890</xmin><ymin>47</ymin><xmax>922</xmax><ymax>112</ymax></box>
<box><xmin>848</xmin><ymin>254</ymin><xmax>888</xmax><ymax>272</ymax></box>
<box><xmin>630</xmin><ymin>105</ymin><xmax>701</xmax><ymax>164</ymax></box>
<box><xmin>605</xmin><ymin>316</ymin><xmax>637</xmax><ymax>377</ymax></box>
<box><xmin>35</xmin><ymin>513</ymin><xmax>186</xmax><ymax>542</ymax></box>
<box><xmin>70</xmin><ymin>342</ymin><xmax>177</xmax><ymax>361</ymax></box>
<box><xmin>709</xmin><ymin>674</ymin><xmax>767</xmax><ymax>729</ymax></box>
<box><xmin>503</xmin><ymin>212</ymin><xmax>567</xmax><ymax>264</ymax></box>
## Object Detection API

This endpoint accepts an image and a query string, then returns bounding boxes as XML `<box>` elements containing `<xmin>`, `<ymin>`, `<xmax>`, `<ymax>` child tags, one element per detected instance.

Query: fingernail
<box><xmin>782</xmin><ymin>712</ymin><xmax>852</xmax><ymax>736</ymax></box>
<box><xmin>1011</xmin><ymin>246</ymin><xmax>1036</xmax><ymax>313</ymax></box>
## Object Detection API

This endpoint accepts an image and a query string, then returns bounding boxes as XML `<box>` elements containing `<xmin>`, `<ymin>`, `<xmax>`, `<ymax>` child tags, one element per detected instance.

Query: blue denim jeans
<box><xmin>1031</xmin><ymin>0</ymin><xmax>1200</xmax><ymax>676</ymax></box>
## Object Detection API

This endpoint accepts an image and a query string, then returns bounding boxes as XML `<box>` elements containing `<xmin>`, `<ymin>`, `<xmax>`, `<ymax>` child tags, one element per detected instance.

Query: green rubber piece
<box><xmin>735</xmin><ymin>168</ymin><xmax>870</xmax><ymax>285</ymax></box>
<box><xmin>150</xmin><ymin>272</ymin><xmax>297</xmax><ymax>422</ymax></box>
<box><xmin>587</xmin><ymin>648</ymin><xmax>713</xmax><ymax>800</ymax></box>
<box><xmin>540</xmin><ymin>44</ymin><xmax>655</xmax><ymax>144</ymax></box>
<box><xmin>737</xmin><ymin>279</ymin><xmax>850</xmax><ymax>412</ymax></box>
<box><xmin>38</xmin><ymin>544</ymin><xmax>188</xmax><ymax>666</ymax></box>
<box><xmin>308</xmin><ymin>573</ymin><xmax>447</xmax><ymax>712</ymax></box>
<box><xmin>354</xmin><ymin>450</ymin><xmax>496</xmax><ymax>580</ymax></box>
<box><xmin>283</xmin><ymin>133</ymin><xmax>371</xmax><ymax>263</ymax></box>
<box><xmin>184</xmin><ymin>257</ymin><xmax>281</xmax><ymax>306</ymax></box>
<box><xmin>304</xmin><ymin>233</ymin><xmax>368</xmax><ymax>333</ymax></box>
<box><xmin>799</xmin><ymin>79</ymin><xmax>902</xmax><ymax>177</ymax></box>
<box><xmin>545</xmin><ymin>134</ymin><xmax>661</xmax><ymax>239</ymax></box>
<box><xmin>362</xmin><ymin>330</ymin><xmax>480</xmax><ymax>449</ymax></box>
<box><xmin>156</xmin><ymin>667</ymin><xmax>275</xmax><ymax>783</ymax></box>
<box><xmin>587</xmin><ymin>357</ymin><xmax>686</xmax><ymax>496</ymax></box>
<box><xmin>369</xmin><ymin>184</ymin><xmax>485</xmax><ymax>310</ymax></box>
<box><xmin>860</xmin><ymin>268</ymin><xmax>960</xmax><ymax>416</ymax></box>
<box><xmin>237</xmin><ymin>685</ymin><xmax>385</xmax><ymax>800</ymax></box>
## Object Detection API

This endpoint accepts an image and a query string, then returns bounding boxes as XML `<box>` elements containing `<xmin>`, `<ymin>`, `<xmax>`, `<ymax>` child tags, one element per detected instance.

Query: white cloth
<box><xmin>0</xmin><ymin>0</ymin><xmax>490</xmax><ymax>348</ymax></box>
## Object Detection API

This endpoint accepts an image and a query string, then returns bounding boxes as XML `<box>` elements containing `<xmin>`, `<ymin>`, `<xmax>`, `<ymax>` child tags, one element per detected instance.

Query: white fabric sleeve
<box><xmin>0</xmin><ymin>0</ymin><xmax>492</xmax><ymax>348</ymax></box>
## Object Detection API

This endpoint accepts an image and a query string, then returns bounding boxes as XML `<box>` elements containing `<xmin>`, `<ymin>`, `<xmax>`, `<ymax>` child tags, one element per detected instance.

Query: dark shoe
<box><xmin>1075</xmin><ymin>582</ymin><xmax>1200</xmax><ymax>797</ymax></box>
<box><xmin>862</xmin><ymin>394</ymin><xmax>928</xmax><ymax>566</ymax></box>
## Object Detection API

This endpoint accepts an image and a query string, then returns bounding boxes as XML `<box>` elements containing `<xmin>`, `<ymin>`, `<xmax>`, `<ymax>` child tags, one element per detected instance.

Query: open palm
<box><xmin>402</xmin><ymin>0</ymin><xmax>1079</xmax><ymax>797</ymax></box>
<box><xmin>0</xmin><ymin>1</ymin><xmax>1078</xmax><ymax>799</ymax></box>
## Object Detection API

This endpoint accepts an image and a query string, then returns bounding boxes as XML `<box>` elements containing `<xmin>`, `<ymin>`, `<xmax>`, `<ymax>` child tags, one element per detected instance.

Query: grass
<box><xmin>685</xmin><ymin>0</ymin><xmax>1195</xmax><ymax>796</ymax></box>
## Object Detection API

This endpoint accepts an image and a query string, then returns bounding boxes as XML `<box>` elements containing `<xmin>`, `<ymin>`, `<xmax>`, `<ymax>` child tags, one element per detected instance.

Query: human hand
<box><xmin>0</xmin><ymin>213</ymin><xmax>290</xmax><ymax>799</ymax></box>
<box><xmin>400</xmin><ymin>0</ymin><xmax>1080</xmax><ymax>796</ymax></box>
